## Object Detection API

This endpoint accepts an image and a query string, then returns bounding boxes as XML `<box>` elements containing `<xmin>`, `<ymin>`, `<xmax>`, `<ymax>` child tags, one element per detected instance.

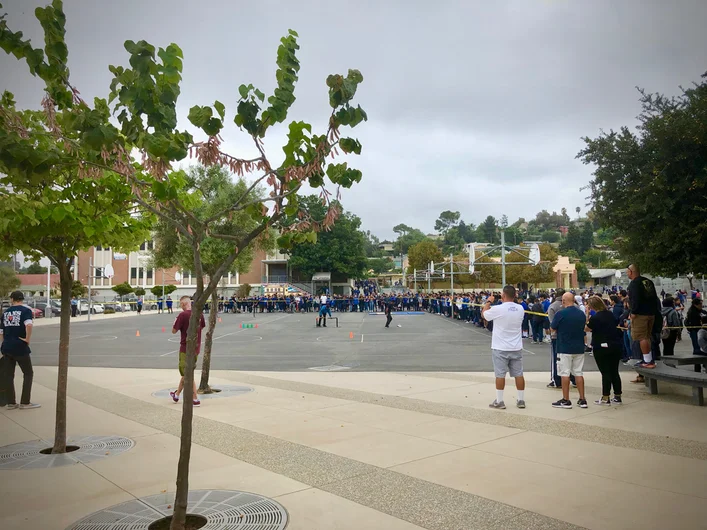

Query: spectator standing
<box><xmin>660</xmin><ymin>298</ymin><xmax>682</xmax><ymax>357</ymax></box>
<box><xmin>586</xmin><ymin>296</ymin><xmax>623</xmax><ymax>405</ymax></box>
<box><xmin>546</xmin><ymin>289</ymin><xmax>575</xmax><ymax>389</ymax></box>
<box><xmin>529</xmin><ymin>296</ymin><xmax>544</xmax><ymax>344</ymax></box>
<box><xmin>482</xmin><ymin>285</ymin><xmax>526</xmax><ymax>410</ymax></box>
<box><xmin>166</xmin><ymin>295</ymin><xmax>173</xmax><ymax>314</ymax></box>
<box><xmin>550</xmin><ymin>292</ymin><xmax>588</xmax><ymax>409</ymax></box>
<box><xmin>0</xmin><ymin>291</ymin><xmax>40</xmax><ymax>409</ymax></box>
<box><xmin>137</xmin><ymin>297</ymin><xmax>143</xmax><ymax>315</ymax></box>
<box><xmin>71</xmin><ymin>296</ymin><xmax>78</xmax><ymax>317</ymax></box>
<box><xmin>626</xmin><ymin>264</ymin><xmax>659</xmax><ymax>369</ymax></box>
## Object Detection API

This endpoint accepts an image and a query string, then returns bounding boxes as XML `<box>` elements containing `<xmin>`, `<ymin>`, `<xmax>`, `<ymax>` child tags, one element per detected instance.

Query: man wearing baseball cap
<box><xmin>0</xmin><ymin>291</ymin><xmax>40</xmax><ymax>409</ymax></box>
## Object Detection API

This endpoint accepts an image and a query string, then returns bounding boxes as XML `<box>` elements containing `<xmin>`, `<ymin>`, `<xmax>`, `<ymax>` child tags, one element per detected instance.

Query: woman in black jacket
<box><xmin>586</xmin><ymin>296</ymin><xmax>624</xmax><ymax>405</ymax></box>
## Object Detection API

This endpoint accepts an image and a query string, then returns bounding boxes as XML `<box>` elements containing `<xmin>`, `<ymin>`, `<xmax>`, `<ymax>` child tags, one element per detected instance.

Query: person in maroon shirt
<box><xmin>170</xmin><ymin>296</ymin><xmax>206</xmax><ymax>406</ymax></box>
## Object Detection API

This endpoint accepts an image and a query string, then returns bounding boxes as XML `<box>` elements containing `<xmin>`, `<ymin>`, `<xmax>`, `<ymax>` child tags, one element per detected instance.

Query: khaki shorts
<box><xmin>557</xmin><ymin>353</ymin><xmax>585</xmax><ymax>377</ymax></box>
<box><xmin>631</xmin><ymin>315</ymin><xmax>654</xmax><ymax>341</ymax></box>
<box><xmin>179</xmin><ymin>351</ymin><xmax>199</xmax><ymax>377</ymax></box>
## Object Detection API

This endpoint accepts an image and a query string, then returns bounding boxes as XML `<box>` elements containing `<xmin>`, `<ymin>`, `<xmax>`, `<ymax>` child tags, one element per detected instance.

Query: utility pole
<box><xmin>450</xmin><ymin>253</ymin><xmax>454</xmax><ymax>295</ymax></box>
<box><xmin>46</xmin><ymin>264</ymin><xmax>51</xmax><ymax>318</ymax></box>
<box><xmin>87</xmin><ymin>257</ymin><xmax>92</xmax><ymax>322</ymax></box>
<box><xmin>500</xmin><ymin>230</ymin><xmax>507</xmax><ymax>287</ymax></box>
<box><xmin>414</xmin><ymin>269</ymin><xmax>417</xmax><ymax>292</ymax></box>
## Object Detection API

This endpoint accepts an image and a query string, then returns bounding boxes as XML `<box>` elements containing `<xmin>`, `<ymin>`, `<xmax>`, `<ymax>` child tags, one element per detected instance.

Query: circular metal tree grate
<box><xmin>0</xmin><ymin>435</ymin><xmax>135</xmax><ymax>470</ymax></box>
<box><xmin>68</xmin><ymin>489</ymin><xmax>288</xmax><ymax>530</ymax></box>
<box><xmin>152</xmin><ymin>385</ymin><xmax>253</xmax><ymax>400</ymax></box>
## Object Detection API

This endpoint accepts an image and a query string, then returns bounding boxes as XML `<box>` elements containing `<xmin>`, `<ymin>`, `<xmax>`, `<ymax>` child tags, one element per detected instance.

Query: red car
<box><xmin>25</xmin><ymin>306</ymin><xmax>44</xmax><ymax>319</ymax></box>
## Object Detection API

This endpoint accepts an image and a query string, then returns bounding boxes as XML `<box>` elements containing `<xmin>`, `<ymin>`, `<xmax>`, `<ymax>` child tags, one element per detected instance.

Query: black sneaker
<box><xmin>611</xmin><ymin>396</ymin><xmax>623</xmax><ymax>405</ymax></box>
<box><xmin>546</xmin><ymin>381</ymin><xmax>559</xmax><ymax>388</ymax></box>
<box><xmin>552</xmin><ymin>399</ymin><xmax>572</xmax><ymax>409</ymax></box>
<box><xmin>577</xmin><ymin>399</ymin><xmax>588</xmax><ymax>409</ymax></box>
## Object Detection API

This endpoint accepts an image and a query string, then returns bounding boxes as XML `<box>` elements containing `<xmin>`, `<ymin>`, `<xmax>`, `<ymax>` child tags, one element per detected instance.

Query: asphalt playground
<box><xmin>29</xmin><ymin>310</ymin><xmax>694</xmax><ymax>372</ymax></box>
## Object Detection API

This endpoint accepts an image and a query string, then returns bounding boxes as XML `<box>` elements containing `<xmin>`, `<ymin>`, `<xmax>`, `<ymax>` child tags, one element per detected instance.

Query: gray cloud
<box><xmin>2</xmin><ymin>0</ymin><xmax>706</xmax><ymax>240</ymax></box>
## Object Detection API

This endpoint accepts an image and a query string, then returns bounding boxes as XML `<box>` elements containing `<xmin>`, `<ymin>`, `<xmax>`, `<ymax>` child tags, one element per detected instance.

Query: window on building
<box><xmin>147</xmin><ymin>269</ymin><xmax>153</xmax><ymax>279</ymax></box>
<box><xmin>130</xmin><ymin>267</ymin><xmax>137</xmax><ymax>279</ymax></box>
<box><xmin>96</xmin><ymin>245</ymin><xmax>102</xmax><ymax>251</ymax></box>
<box><xmin>139</xmin><ymin>242</ymin><xmax>146</xmax><ymax>251</ymax></box>
<box><xmin>147</xmin><ymin>240</ymin><xmax>154</xmax><ymax>250</ymax></box>
<box><xmin>95</xmin><ymin>267</ymin><xmax>103</xmax><ymax>278</ymax></box>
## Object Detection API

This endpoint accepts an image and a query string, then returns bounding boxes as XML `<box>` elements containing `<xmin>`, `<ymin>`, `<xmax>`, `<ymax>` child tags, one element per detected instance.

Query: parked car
<box><xmin>25</xmin><ymin>305</ymin><xmax>44</xmax><ymax>319</ymax></box>
<box><xmin>78</xmin><ymin>300</ymin><xmax>105</xmax><ymax>315</ymax></box>
<box><xmin>32</xmin><ymin>301</ymin><xmax>61</xmax><ymax>317</ymax></box>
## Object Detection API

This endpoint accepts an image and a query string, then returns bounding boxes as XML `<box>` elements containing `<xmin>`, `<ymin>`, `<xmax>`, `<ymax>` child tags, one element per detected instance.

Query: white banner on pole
<box><xmin>468</xmin><ymin>243</ymin><xmax>476</xmax><ymax>273</ymax></box>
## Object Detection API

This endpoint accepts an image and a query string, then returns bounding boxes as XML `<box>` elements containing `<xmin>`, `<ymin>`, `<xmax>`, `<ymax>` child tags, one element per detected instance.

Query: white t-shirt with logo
<box><xmin>320</xmin><ymin>295</ymin><xmax>328</xmax><ymax>305</ymax></box>
<box><xmin>483</xmin><ymin>301</ymin><xmax>525</xmax><ymax>351</ymax></box>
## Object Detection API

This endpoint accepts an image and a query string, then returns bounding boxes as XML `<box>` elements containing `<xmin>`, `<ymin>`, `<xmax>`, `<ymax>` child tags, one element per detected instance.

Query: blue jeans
<box><xmin>531</xmin><ymin>321</ymin><xmax>543</xmax><ymax>342</ymax></box>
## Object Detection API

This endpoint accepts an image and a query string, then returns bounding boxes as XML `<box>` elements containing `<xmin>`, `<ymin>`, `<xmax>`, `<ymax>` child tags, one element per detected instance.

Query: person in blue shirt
<box><xmin>166</xmin><ymin>296</ymin><xmax>174</xmax><ymax>314</ymax></box>
<box><xmin>71</xmin><ymin>296</ymin><xmax>78</xmax><ymax>317</ymax></box>
<box><xmin>0</xmin><ymin>291</ymin><xmax>40</xmax><ymax>409</ymax></box>
<box><xmin>550</xmin><ymin>292</ymin><xmax>588</xmax><ymax>409</ymax></box>
<box><xmin>157</xmin><ymin>296</ymin><xmax>164</xmax><ymax>314</ymax></box>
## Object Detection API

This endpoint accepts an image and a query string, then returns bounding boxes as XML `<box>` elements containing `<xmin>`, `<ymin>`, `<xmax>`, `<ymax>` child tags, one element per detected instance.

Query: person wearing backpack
<box><xmin>660</xmin><ymin>297</ymin><xmax>682</xmax><ymax>356</ymax></box>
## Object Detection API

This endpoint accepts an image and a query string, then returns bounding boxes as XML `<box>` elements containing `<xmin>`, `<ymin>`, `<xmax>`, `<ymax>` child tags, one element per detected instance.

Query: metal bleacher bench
<box><xmin>634</xmin><ymin>361</ymin><xmax>707</xmax><ymax>406</ymax></box>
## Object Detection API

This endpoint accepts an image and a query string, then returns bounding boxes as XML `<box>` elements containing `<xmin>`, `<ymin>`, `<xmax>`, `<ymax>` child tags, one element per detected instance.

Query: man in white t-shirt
<box><xmin>482</xmin><ymin>285</ymin><xmax>526</xmax><ymax>410</ymax></box>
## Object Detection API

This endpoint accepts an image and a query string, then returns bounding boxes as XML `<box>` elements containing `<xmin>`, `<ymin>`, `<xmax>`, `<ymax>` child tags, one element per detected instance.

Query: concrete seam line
<box><xmin>31</xmin><ymin>369</ymin><xmax>582</xmax><ymax>530</ymax></box>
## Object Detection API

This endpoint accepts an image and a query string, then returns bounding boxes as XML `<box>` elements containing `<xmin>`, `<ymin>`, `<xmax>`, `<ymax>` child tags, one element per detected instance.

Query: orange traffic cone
<box><xmin>161</xmin><ymin>327</ymin><xmax>165</xmax><ymax>333</ymax></box>
<box><xmin>255</xmin><ymin>323</ymin><xmax>258</xmax><ymax>328</ymax></box>
<box><xmin>136</xmin><ymin>330</ymin><xmax>140</xmax><ymax>337</ymax></box>
<box><xmin>349</xmin><ymin>332</ymin><xmax>354</xmax><ymax>339</ymax></box>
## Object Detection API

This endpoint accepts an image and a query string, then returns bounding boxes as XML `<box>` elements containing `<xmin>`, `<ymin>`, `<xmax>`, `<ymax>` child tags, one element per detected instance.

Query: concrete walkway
<box><xmin>1</xmin><ymin>368</ymin><xmax>706</xmax><ymax>529</ymax></box>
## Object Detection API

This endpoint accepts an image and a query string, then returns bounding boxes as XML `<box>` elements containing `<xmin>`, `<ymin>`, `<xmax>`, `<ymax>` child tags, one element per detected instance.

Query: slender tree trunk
<box><xmin>52</xmin><ymin>263</ymin><xmax>72</xmax><ymax>453</ymax></box>
<box><xmin>198</xmin><ymin>290</ymin><xmax>219</xmax><ymax>394</ymax></box>
<box><xmin>170</xmin><ymin>289</ymin><xmax>208</xmax><ymax>530</ymax></box>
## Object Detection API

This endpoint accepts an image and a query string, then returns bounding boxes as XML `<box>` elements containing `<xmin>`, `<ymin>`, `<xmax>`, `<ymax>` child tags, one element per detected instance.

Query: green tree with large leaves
<box><xmin>0</xmin><ymin>103</ymin><xmax>151</xmax><ymax>454</ymax></box>
<box><xmin>151</xmin><ymin>164</ymin><xmax>274</xmax><ymax>393</ymax></box>
<box><xmin>1</xmin><ymin>3</ymin><xmax>366</xmax><ymax>528</ymax></box>
<box><xmin>286</xmin><ymin>196</ymin><xmax>367</xmax><ymax>279</ymax></box>
<box><xmin>578</xmin><ymin>73</ymin><xmax>707</xmax><ymax>279</ymax></box>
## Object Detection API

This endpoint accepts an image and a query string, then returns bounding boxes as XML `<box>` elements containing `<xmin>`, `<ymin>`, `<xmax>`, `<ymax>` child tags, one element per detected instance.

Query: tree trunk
<box><xmin>198</xmin><ymin>290</ymin><xmax>219</xmax><ymax>394</ymax></box>
<box><xmin>52</xmin><ymin>263</ymin><xmax>72</xmax><ymax>453</ymax></box>
<box><xmin>170</xmin><ymin>291</ymin><xmax>207</xmax><ymax>530</ymax></box>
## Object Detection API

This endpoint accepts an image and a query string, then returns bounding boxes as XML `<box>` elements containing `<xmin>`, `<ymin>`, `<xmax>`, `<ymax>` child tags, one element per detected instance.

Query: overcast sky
<box><xmin>2</xmin><ymin>0</ymin><xmax>706</xmax><ymax>241</ymax></box>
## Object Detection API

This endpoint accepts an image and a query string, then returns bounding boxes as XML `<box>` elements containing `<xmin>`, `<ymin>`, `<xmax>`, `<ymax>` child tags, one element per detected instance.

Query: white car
<box><xmin>78</xmin><ymin>300</ymin><xmax>105</xmax><ymax>314</ymax></box>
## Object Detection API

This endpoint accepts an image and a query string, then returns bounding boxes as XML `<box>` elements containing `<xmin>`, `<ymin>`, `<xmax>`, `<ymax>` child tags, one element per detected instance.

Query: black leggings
<box><xmin>593</xmin><ymin>347</ymin><xmax>622</xmax><ymax>397</ymax></box>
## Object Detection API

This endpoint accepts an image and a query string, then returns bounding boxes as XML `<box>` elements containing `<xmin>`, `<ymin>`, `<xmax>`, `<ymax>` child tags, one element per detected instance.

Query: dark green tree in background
<box><xmin>434</xmin><ymin>210</ymin><xmax>460</xmax><ymax>235</ymax></box>
<box><xmin>579</xmin><ymin>72</ymin><xmax>707</xmax><ymax>279</ymax></box>
<box><xmin>286</xmin><ymin>196</ymin><xmax>368</xmax><ymax>279</ymax></box>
